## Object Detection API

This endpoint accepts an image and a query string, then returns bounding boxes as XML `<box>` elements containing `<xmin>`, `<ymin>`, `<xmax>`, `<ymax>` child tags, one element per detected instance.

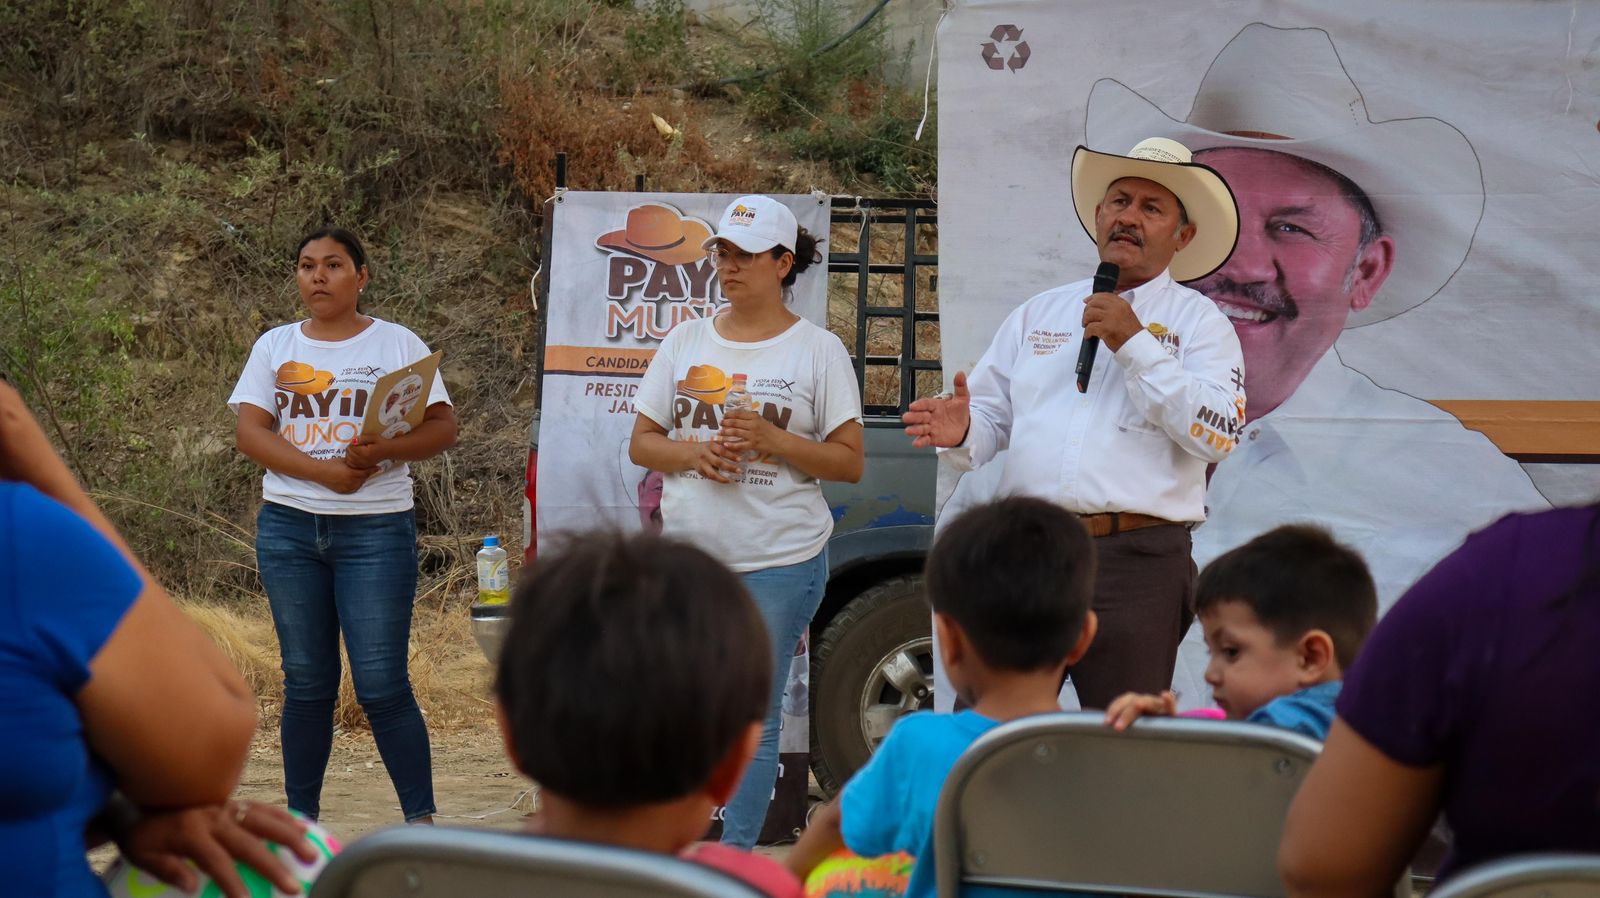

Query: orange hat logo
<box><xmin>595</xmin><ymin>203</ymin><xmax>715</xmax><ymax>266</ymax></box>
<box><xmin>276</xmin><ymin>361</ymin><xmax>336</xmax><ymax>395</ymax></box>
<box><xmin>677</xmin><ymin>364</ymin><xmax>731</xmax><ymax>404</ymax></box>
<box><xmin>728</xmin><ymin>204</ymin><xmax>757</xmax><ymax>226</ymax></box>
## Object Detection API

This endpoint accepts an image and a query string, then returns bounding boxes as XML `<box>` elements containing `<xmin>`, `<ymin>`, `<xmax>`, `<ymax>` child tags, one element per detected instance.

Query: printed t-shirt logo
<box><xmin>677</xmin><ymin>364</ymin><xmax>731</xmax><ymax>405</ymax></box>
<box><xmin>272</xmin><ymin>362</ymin><xmax>378</xmax><ymax>456</ymax></box>
<box><xmin>669</xmin><ymin>361</ymin><xmax>796</xmax><ymax>481</ymax></box>
<box><xmin>728</xmin><ymin>204</ymin><xmax>757</xmax><ymax>227</ymax></box>
<box><xmin>1147</xmin><ymin>322</ymin><xmax>1182</xmax><ymax>356</ymax></box>
<box><xmin>276</xmin><ymin>361</ymin><xmax>336</xmax><ymax>395</ymax></box>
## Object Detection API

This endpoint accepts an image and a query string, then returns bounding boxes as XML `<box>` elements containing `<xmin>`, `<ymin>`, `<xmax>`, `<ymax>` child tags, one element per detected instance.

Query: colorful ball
<box><xmin>103</xmin><ymin>817</ymin><xmax>340</xmax><ymax>898</ymax></box>
<box><xmin>804</xmin><ymin>848</ymin><xmax>912</xmax><ymax>898</ymax></box>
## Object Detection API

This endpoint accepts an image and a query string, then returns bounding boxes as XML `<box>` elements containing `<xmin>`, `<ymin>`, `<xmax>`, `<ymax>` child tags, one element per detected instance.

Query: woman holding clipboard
<box><xmin>230</xmin><ymin>227</ymin><xmax>455</xmax><ymax>825</ymax></box>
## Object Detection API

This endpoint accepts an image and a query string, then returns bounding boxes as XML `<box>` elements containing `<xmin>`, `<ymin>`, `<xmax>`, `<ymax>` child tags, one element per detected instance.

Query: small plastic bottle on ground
<box><xmin>476</xmin><ymin>535</ymin><xmax>510</xmax><ymax>605</ymax></box>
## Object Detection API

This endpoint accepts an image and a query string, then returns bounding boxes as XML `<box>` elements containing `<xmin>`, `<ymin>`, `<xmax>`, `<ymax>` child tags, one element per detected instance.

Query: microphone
<box><xmin>1075</xmin><ymin>261</ymin><xmax>1120</xmax><ymax>393</ymax></box>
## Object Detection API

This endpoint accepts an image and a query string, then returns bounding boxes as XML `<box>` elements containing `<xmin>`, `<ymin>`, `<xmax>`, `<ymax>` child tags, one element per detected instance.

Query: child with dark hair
<box><xmin>786</xmin><ymin>497</ymin><xmax>1100</xmax><ymax>898</ymax></box>
<box><xmin>494</xmin><ymin>532</ymin><xmax>802</xmax><ymax>897</ymax></box>
<box><xmin>1105</xmin><ymin>524</ymin><xmax>1377</xmax><ymax>740</ymax></box>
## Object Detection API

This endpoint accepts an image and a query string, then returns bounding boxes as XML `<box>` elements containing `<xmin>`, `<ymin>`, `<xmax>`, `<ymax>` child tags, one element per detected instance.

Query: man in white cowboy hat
<box><xmin>1084</xmin><ymin>24</ymin><xmax>1548</xmax><ymax>707</ymax></box>
<box><xmin>903</xmin><ymin>137</ymin><xmax>1247</xmax><ymax>710</ymax></box>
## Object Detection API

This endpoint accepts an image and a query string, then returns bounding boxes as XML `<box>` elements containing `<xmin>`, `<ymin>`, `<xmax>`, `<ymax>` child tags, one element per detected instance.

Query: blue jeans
<box><xmin>720</xmin><ymin>549</ymin><xmax>827</xmax><ymax>849</ymax></box>
<box><xmin>255</xmin><ymin>502</ymin><xmax>435</xmax><ymax>822</ymax></box>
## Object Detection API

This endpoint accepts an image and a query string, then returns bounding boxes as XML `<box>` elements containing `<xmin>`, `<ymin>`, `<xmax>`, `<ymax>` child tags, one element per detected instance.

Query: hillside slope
<box><xmin>0</xmin><ymin>0</ymin><xmax>934</xmax><ymax>598</ymax></box>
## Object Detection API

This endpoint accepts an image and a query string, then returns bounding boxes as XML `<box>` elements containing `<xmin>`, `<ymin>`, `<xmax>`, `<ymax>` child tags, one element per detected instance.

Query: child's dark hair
<box><xmin>1196</xmin><ymin>525</ymin><xmax>1377</xmax><ymax>669</ymax></box>
<box><xmin>772</xmin><ymin>226</ymin><xmax>823</xmax><ymax>288</ymax></box>
<box><xmin>924</xmin><ymin>497</ymin><xmax>1096</xmax><ymax>672</ymax></box>
<box><xmin>494</xmin><ymin>532</ymin><xmax>771</xmax><ymax>808</ymax></box>
<box><xmin>296</xmin><ymin>227</ymin><xmax>368</xmax><ymax>271</ymax></box>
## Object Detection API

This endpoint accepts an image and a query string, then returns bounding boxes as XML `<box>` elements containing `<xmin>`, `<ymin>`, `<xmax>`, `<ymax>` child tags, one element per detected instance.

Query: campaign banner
<box><xmin>937</xmin><ymin>2</ymin><xmax>1600</xmax><ymax>708</ymax></box>
<box><xmin>536</xmin><ymin>191</ymin><xmax>829</xmax><ymax>842</ymax></box>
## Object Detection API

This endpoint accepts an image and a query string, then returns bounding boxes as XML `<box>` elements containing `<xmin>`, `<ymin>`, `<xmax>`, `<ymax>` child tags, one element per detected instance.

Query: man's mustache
<box><xmin>1198</xmin><ymin>275</ymin><xmax>1301</xmax><ymax>321</ymax></box>
<box><xmin>1107</xmin><ymin>225</ymin><xmax>1143</xmax><ymax>246</ymax></box>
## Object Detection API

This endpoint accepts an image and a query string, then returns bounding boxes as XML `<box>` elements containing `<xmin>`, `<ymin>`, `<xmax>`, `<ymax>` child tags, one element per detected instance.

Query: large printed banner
<box><xmin>538</xmin><ymin>191</ymin><xmax>829</xmax><ymax>535</ymax></box>
<box><xmin>938</xmin><ymin>2</ymin><xmax>1600</xmax><ymax>707</ymax></box>
<box><xmin>536</xmin><ymin>191</ymin><xmax>829</xmax><ymax>842</ymax></box>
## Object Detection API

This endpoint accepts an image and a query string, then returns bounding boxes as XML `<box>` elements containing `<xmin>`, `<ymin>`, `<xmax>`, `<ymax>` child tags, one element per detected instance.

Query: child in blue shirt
<box><xmin>1105</xmin><ymin>524</ymin><xmax>1377</xmax><ymax>740</ymax></box>
<box><xmin>787</xmin><ymin>497</ymin><xmax>1100</xmax><ymax>898</ymax></box>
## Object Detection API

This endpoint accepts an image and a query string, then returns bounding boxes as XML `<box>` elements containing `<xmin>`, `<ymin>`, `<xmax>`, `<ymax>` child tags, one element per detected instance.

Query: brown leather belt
<box><xmin>1077</xmin><ymin>511</ymin><xmax>1178</xmax><ymax>538</ymax></box>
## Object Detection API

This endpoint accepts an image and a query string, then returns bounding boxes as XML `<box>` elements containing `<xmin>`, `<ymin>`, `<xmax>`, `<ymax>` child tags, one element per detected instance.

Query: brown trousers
<box><xmin>1066</xmin><ymin>523</ymin><xmax>1197</xmax><ymax>711</ymax></box>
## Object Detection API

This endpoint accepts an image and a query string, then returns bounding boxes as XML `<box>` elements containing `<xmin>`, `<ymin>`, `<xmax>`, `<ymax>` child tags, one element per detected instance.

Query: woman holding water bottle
<box><xmin>631</xmin><ymin>195</ymin><xmax>864</xmax><ymax>847</ymax></box>
<box><xmin>230</xmin><ymin>227</ymin><xmax>456</xmax><ymax>825</ymax></box>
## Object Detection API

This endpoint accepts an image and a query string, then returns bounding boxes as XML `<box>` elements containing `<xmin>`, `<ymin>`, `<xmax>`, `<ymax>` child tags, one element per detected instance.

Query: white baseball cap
<box><xmin>701</xmin><ymin>195</ymin><xmax>799</xmax><ymax>255</ymax></box>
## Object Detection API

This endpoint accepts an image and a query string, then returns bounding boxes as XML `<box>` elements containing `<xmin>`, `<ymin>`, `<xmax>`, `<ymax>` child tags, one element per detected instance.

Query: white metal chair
<box><xmin>1425</xmin><ymin>854</ymin><xmax>1600</xmax><ymax>898</ymax></box>
<box><xmin>931</xmin><ymin>712</ymin><xmax>1402</xmax><ymax>898</ymax></box>
<box><xmin>309</xmin><ymin>825</ymin><xmax>768</xmax><ymax>898</ymax></box>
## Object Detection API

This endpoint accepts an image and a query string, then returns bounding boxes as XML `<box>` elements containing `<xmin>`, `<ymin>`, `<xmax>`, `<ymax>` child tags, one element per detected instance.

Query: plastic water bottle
<box><xmin>721</xmin><ymin>373</ymin><xmax>753</xmax><ymax>463</ymax></box>
<box><xmin>722</xmin><ymin>373</ymin><xmax>752</xmax><ymax>414</ymax></box>
<box><xmin>476</xmin><ymin>536</ymin><xmax>509</xmax><ymax>605</ymax></box>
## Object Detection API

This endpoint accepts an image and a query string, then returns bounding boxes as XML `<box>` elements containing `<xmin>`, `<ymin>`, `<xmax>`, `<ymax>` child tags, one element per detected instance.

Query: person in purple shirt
<box><xmin>1281</xmin><ymin>503</ymin><xmax>1600</xmax><ymax>894</ymax></box>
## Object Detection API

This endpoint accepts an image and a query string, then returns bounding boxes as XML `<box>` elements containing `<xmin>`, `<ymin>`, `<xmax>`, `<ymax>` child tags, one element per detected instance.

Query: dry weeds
<box><xmin>182</xmin><ymin>589</ymin><xmax>496</xmax><ymax>736</ymax></box>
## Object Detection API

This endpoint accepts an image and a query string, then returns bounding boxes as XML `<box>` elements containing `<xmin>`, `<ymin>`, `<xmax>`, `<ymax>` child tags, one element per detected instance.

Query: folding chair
<box><xmin>931</xmin><ymin>712</ymin><xmax>1406</xmax><ymax>898</ymax></box>
<box><xmin>309</xmin><ymin>825</ymin><xmax>768</xmax><ymax>898</ymax></box>
<box><xmin>1426</xmin><ymin>854</ymin><xmax>1600</xmax><ymax>898</ymax></box>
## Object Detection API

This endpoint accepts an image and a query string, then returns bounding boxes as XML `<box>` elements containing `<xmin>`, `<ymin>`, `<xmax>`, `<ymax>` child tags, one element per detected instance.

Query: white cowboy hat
<box><xmin>1070</xmin><ymin>137</ymin><xmax>1240</xmax><ymax>283</ymax></box>
<box><xmin>1084</xmin><ymin>23</ymin><xmax>1484</xmax><ymax>328</ymax></box>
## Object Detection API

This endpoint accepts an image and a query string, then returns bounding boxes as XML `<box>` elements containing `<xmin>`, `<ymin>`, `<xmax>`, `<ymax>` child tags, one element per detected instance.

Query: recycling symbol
<box><xmin>981</xmin><ymin>24</ymin><xmax>1030</xmax><ymax>72</ymax></box>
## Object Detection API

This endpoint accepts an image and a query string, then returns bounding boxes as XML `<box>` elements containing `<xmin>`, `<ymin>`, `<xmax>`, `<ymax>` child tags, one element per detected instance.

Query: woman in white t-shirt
<box><xmin>228</xmin><ymin>227</ymin><xmax>456</xmax><ymax>825</ymax></box>
<box><xmin>631</xmin><ymin>196</ymin><xmax>864</xmax><ymax>848</ymax></box>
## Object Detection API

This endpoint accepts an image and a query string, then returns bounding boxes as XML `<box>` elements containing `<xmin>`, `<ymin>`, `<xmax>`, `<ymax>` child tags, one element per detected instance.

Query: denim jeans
<box><xmin>255</xmin><ymin>502</ymin><xmax>435</xmax><ymax>822</ymax></box>
<box><xmin>719</xmin><ymin>548</ymin><xmax>827</xmax><ymax>849</ymax></box>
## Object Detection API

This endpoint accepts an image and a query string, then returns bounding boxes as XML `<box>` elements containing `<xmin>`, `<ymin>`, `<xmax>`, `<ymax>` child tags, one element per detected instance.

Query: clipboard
<box><xmin>361</xmin><ymin>351</ymin><xmax>443</xmax><ymax>440</ymax></box>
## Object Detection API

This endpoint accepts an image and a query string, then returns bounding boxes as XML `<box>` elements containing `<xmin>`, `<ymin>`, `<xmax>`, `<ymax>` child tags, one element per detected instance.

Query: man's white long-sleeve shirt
<box><xmin>943</xmin><ymin>268</ymin><xmax>1244</xmax><ymax>523</ymax></box>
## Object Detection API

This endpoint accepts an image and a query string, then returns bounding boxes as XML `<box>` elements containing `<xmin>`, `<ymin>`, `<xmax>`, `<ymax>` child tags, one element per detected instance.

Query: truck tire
<box><xmin>810</xmin><ymin>575</ymin><xmax>934</xmax><ymax>797</ymax></box>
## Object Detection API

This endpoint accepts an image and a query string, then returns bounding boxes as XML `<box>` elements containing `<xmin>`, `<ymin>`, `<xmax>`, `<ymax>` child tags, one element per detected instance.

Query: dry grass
<box><xmin>184</xmin><ymin>601</ymin><xmax>282</xmax><ymax>700</ymax></box>
<box><xmin>182</xmin><ymin>587</ymin><xmax>496</xmax><ymax>736</ymax></box>
<box><xmin>497</xmin><ymin>72</ymin><xmax>786</xmax><ymax>202</ymax></box>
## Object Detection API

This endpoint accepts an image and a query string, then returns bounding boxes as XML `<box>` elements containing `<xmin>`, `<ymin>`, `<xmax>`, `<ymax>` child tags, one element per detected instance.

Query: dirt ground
<box><xmin>233</xmin><ymin>728</ymin><xmax>533</xmax><ymax>839</ymax></box>
<box><xmin>228</xmin><ymin>725</ymin><xmax>793</xmax><ymax>862</ymax></box>
<box><xmin>88</xmin><ymin>695</ymin><xmax>783</xmax><ymax>882</ymax></box>
<box><xmin>89</xmin><ymin>725</ymin><xmax>534</xmax><ymax>876</ymax></box>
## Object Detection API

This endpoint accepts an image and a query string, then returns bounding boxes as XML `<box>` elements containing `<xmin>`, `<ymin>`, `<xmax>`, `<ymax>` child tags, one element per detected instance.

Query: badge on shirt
<box><xmin>1148</xmin><ymin>322</ymin><xmax>1181</xmax><ymax>356</ymax></box>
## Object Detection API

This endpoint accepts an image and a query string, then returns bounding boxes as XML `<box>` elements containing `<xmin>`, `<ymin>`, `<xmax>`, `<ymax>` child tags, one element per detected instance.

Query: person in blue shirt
<box><xmin>1105</xmin><ymin>524</ymin><xmax>1377</xmax><ymax>741</ymax></box>
<box><xmin>786</xmin><ymin>497</ymin><xmax>1100</xmax><ymax>898</ymax></box>
<box><xmin>0</xmin><ymin>381</ymin><xmax>313</xmax><ymax>898</ymax></box>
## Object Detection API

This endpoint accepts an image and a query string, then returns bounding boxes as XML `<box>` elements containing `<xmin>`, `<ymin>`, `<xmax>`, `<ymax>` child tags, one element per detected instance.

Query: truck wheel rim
<box><xmin>857</xmin><ymin>636</ymin><xmax>935</xmax><ymax>750</ymax></box>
